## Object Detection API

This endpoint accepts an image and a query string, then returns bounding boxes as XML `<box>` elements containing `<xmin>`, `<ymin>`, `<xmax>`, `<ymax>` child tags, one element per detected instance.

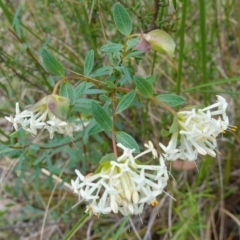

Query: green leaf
<box><xmin>169</xmin><ymin>116</ymin><xmax>179</xmax><ymax>133</ymax></box>
<box><xmin>60</xmin><ymin>82</ymin><xmax>75</xmax><ymax>105</ymax></box>
<box><xmin>91</xmin><ymin>102</ymin><xmax>112</xmax><ymax>131</ymax></box>
<box><xmin>105</xmin><ymin>81</ymin><xmax>117</xmax><ymax>89</ymax></box>
<box><xmin>116</xmin><ymin>131</ymin><xmax>139</xmax><ymax>153</ymax></box>
<box><xmin>113</xmin><ymin>4</ymin><xmax>132</xmax><ymax>36</ymax></box>
<box><xmin>99</xmin><ymin>94</ymin><xmax>111</xmax><ymax>101</ymax></box>
<box><xmin>90</xmin><ymin>66</ymin><xmax>113</xmax><ymax>77</ymax></box>
<box><xmin>29</xmin><ymin>144</ymin><xmax>40</xmax><ymax>151</ymax></box>
<box><xmin>116</xmin><ymin>90</ymin><xmax>136</xmax><ymax>114</ymax></box>
<box><xmin>146</xmin><ymin>75</ymin><xmax>156</xmax><ymax>84</ymax></box>
<box><xmin>127</xmin><ymin>38</ymin><xmax>139</xmax><ymax>50</ymax></box>
<box><xmin>156</xmin><ymin>94</ymin><xmax>185</xmax><ymax>107</ymax></box>
<box><xmin>85</xmin><ymin>89</ymin><xmax>106</xmax><ymax>94</ymax></box>
<box><xmin>161</xmin><ymin>129</ymin><xmax>171</xmax><ymax>137</ymax></box>
<box><xmin>121</xmin><ymin>66</ymin><xmax>132</xmax><ymax>83</ymax></box>
<box><xmin>12</xmin><ymin>5</ymin><xmax>22</xmax><ymax>38</ymax></box>
<box><xmin>41</xmin><ymin>49</ymin><xmax>65</xmax><ymax>76</ymax></box>
<box><xmin>134</xmin><ymin>76</ymin><xmax>153</xmax><ymax>98</ymax></box>
<box><xmin>75</xmin><ymin>82</ymin><xmax>87</xmax><ymax>98</ymax></box>
<box><xmin>100</xmin><ymin>42</ymin><xmax>123</xmax><ymax>53</ymax></box>
<box><xmin>126</xmin><ymin>50</ymin><xmax>144</xmax><ymax>59</ymax></box>
<box><xmin>88</xmin><ymin>122</ymin><xmax>103</xmax><ymax>135</ymax></box>
<box><xmin>94</xmin><ymin>153</ymin><xmax>116</xmax><ymax>174</ymax></box>
<box><xmin>100</xmin><ymin>153</ymin><xmax>117</xmax><ymax>164</ymax></box>
<box><xmin>84</xmin><ymin>50</ymin><xmax>94</xmax><ymax>76</ymax></box>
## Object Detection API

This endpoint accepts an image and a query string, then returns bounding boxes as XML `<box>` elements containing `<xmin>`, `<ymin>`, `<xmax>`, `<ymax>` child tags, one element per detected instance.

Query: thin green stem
<box><xmin>151</xmin><ymin>51</ymin><xmax>157</xmax><ymax>75</ymax></box>
<box><xmin>199</xmin><ymin>0</ymin><xmax>208</xmax><ymax>104</ymax></box>
<box><xmin>176</xmin><ymin>0</ymin><xmax>188</xmax><ymax>95</ymax></box>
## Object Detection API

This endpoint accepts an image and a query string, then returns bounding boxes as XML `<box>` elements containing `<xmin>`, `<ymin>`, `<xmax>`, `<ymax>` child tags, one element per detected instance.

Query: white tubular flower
<box><xmin>160</xmin><ymin>96</ymin><xmax>234</xmax><ymax>161</ymax></box>
<box><xmin>144</xmin><ymin>141</ymin><xmax>158</xmax><ymax>159</ymax></box>
<box><xmin>71</xmin><ymin>142</ymin><xmax>169</xmax><ymax>216</ymax></box>
<box><xmin>5</xmin><ymin>96</ymin><xmax>88</xmax><ymax>139</ymax></box>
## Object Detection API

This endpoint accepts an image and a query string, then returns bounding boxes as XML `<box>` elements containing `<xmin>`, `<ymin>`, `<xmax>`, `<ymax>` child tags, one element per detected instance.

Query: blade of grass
<box><xmin>176</xmin><ymin>0</ymin><xmax>188</xmax><ymax>95</ymax></box>
<box><xmin>63</xmin><ymin>213</ymin><xmax>90</xmax><ymax>240</ymax></box>
<box><xmin>112</xmin><ymin>216</ymin><xmax>129</xmax><ymax>240</ymax></box>
<box><xmin>199</xmin><ymin>0</ymin><xmax>208</xmax><ymax>104</ymax></box>
<box><xmin>182</xmin><ymin>76</ymin><xmax>240</xmax><ymax>92</ymax></box>
<box><xmin>0</xmin><ymin>0</ymin><xmax>13</xmax><ymax>23</ymax></box>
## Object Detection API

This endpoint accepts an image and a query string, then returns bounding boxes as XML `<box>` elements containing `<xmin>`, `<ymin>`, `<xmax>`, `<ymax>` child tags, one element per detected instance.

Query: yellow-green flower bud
<box><xmin>27</xmin><ymin>94</ymin><xmax>70</xmax><ymax>121</ymax></box>
<box><xmin>45</xmin><ymin>95</ymin><xmax>70</xmax><ymax>120</ymax></box>
<box><xmin>143</xmin><ymin>29</ymin><xmax>176</xmax><ymax>57</ymax></box>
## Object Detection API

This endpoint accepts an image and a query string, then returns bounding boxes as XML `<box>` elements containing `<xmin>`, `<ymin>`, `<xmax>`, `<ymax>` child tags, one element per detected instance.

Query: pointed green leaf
<box><xmin>126</xmin><ymin>50</ymin><xmax>144</xmax><ymax>59</ymax></box>
<box><xmin>116</xmin><ymin>90</ymin><xmax>136</xmax><ymax>114</ymax></box>
<box><xmin>113</xmin><ymin>3</ymin><xmax>132</xmax><ymax>36</ymax></box>
<box><xmin>60</xmin><ymin>82</ymin><xmax>75</xmax><ymax>105</ymax></box>
<box><xmin>127</xmin><ymin>38</ymin><xmax>139</xmax><ymax>50</ymax></box>
<box><xmin>94</xmin><ymin>153</ymin><xmax>116</xmax><ymax>174</ymax></box>
<box><xmin>156</xmin><ymin>94</ymin><xmax>185</xmax><ymax>107</ymax></box>
<box><xmin>146</xmin><ymin>75</ymin><xmax>156</xmax><ymax>84</ymax></box>
<box><xmin>88</xmin><ymin>122</ymin><xmax>103</xmax><ymax>135</ymax></box>
<box><xmin>169</xmin><ymin>116</ymin><xmax>179</xmax><ymax>133</ymax></box>
<box><xmin>75</xmin><ymin>82</ymin><xmax>87</xmax><ymax>98</ymax></box>
<box><xmin>116</xmin><ymin>131</ymin><xmax>139</xmax><ymax>153</ymax></box>
<box><xmin>41</xmin><ymin>49</ymin><xmax>65</xmax><ymax>76</ymax></box>
<box><xmin>100</xmin><ymin>153</ymin><xmax>117</xmax><ymax>164</ymax></box>
<box><xmin>134</xmin><ymin>76</ymin><xmax>153</xmax><ymax>98</ymax></box>
<box><xmin>84</xmin><ymin>50</ymin><xmax>94</xmax><ymax>76</ymax></box>
<box><xmin>92</xmin><ymin>102</ymin><xmax>112</xmax><ymax>131</ymax></box>
<box><xmin>161</xmin><ymin>129</ymin><xmax>171</xmax><ymax>137</ymax></box>
<box><xmin>121</xmin><ymin>66</ymin><xmax>132</xmax><ymax>83</ymax></box>
<box><xmin>105</xmin><ymin>81</ymin><xmax>117</xmax><ymax>89</ymax></box>
<box><xmin>90</xmin><ymin>66</ymin><xmax>113</xmax><ymax>78</ymax></box>
<box><xmin>100</xmin><ymin>42</ymin><xmax>123</xmax><ymax>53</ymax></box>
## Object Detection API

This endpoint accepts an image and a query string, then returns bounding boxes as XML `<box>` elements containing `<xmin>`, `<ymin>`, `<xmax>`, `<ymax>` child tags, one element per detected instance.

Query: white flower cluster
<box><xmin>71</xmin><ymin>142</ymin><xmax>169</xmax><ymax>216</ymax></box>
<box><xmin>160</xmin><ymin>95</ymin><xmax>231</xmax><ymax>161</ymax></box>
<box><xmin>5</xmin><ymin>102</ymin><xmax>88</xmax><ymax>139</ymax></box>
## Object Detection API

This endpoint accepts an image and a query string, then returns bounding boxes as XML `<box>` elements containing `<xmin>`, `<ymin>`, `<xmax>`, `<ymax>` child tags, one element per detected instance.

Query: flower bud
<box><xmin>27</xmin><ymin>94</ymin><xmax>70</xmax><ymax>121</ymax></box>
<box><xmin>143</xmin><ymin>29</ymin><xmax>176</xmax><ymax>57</ymax></box>
<box><xmin>45</xmin><ymin>95</ymin><xmax>70</xmax><ymax>120</ymax></box>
